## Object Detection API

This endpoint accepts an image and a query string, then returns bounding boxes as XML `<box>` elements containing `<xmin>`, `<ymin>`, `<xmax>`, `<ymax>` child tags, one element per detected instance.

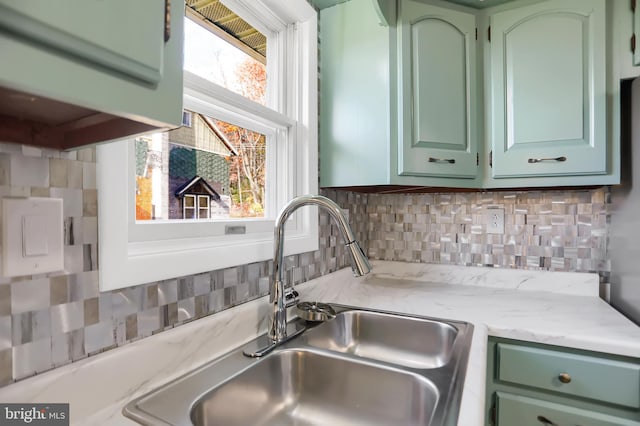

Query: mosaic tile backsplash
<box><xmin>363</xmin><ymin>189</ymin><xmax>610</xmax><ymax>276</ymax></box>
<box><xmin>0</xmin><ymin>141</ymin><xmax>610</xmax><ymax>387</ymax></box>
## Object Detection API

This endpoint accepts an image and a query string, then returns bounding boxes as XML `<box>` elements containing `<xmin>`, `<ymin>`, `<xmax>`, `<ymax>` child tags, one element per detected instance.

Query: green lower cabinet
<box><xmin>496</xmin><ymin>392</ymin><xmax>640</xmax><ymax>426</ymax></box>
<box><xmin>486</xmin><ymin>337</ymin><xmax>640</xmax><ymax>426</ymax></box>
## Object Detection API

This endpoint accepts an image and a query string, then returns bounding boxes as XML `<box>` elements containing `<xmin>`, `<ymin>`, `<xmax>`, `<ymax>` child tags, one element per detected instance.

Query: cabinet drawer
<box><xmin>497</xmin><ymin>343</ymin><xmax>640</xmax><ymax>408</ymax></box>
<box><xmin>496</xmin><ymin>392</ymin><xmax>640</xmax><ymax>426</ymax></box>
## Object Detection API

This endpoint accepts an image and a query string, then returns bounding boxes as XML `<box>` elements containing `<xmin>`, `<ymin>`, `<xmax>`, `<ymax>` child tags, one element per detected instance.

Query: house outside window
<box><xmin>136</xmin><ymin>110</ymin><xmax>239</xmax><ymax>220</ymax></box>
<box><xmin>182</xmin><ymin>194</ymin><xmax>210</xmax><ymax>219</ymax></box>
<box><xmin>175</xmin><ymin>175</ymin><xmax>228</xmax><ymax>219</ymax></box>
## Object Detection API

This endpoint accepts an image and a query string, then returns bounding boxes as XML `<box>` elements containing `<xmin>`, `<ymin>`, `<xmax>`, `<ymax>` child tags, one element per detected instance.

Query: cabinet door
<box><xmin>319</xmin><ymin>0</ymin><xmax>392</xmax><ymax>187</ymax></box>
<box><xmin>0</xmin><ymin>0</ymin><xmax>166</xmax><ymax>85</ymax></box>
<box><xmin>397</xmin><ymin>1</ymin><xmax>479</xmax><ymax>179</ymax></box>
<box><xmin>496</xmin><ymin>392</ymin><xmax>640</xmax><ymax>426</ymax></box>
<box><xmin>489</xmin><ymin>0</ymin><xmax>606</xmax><ymax>178</ymax></box>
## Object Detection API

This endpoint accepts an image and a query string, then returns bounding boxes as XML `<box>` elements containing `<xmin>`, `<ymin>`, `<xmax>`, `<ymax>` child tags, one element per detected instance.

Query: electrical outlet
<box><xmin>485</xmin><ymin>208</ymin><xmax>504</xmax><ymax>234</ymax></box>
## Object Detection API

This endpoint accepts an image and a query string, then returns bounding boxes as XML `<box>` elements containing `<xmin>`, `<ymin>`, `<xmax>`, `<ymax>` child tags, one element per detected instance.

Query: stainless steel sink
<box><xmin>124</xmin><ymin>305</ymin><xmax>473</xmax><ymax>426</ymax></box>
<box><xmin>191</xmin><ymin>349</ymin><xmax>439</xmax><ymax>426</ymax></box>
<box><xmin>301</xmin><ymin>310</ymin><xmax>458</xmax><ymax>368</ymax></box>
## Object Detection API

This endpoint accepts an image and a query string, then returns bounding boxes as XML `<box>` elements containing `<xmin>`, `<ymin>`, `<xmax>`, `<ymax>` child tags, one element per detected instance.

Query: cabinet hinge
<box><xmin>164</xmin><ymin>0</ymin><xmax>171</xmax><ymax>42</ymax></box>
<box><xmin>489</xmin><ymin>401</ymin><xmax>497</xmax><ymax>426</ymax></box>
<box><xmin>488</xmin><ymin>26</ymin><xmax>491</xmax><ymax>42</ymax></box>
<box><xmin>633</xmin><ymin>0</ymin><xmax>637</xmax><ymax>13</ymax></box>
<box><xmin>633</xmin><ymin>34</ymin><xmax>637</xmax><ymax>54</ymax></box>
<box><xmin>489</xmin><ymin>150</ymin><xmax>493</xmax><ymax>168</ymax></box>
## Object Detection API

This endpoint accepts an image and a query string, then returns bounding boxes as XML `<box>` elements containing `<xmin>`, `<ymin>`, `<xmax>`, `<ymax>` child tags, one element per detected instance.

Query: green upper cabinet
<box><xmin>0</xmin><ymin>1</ymin><xmax>165</xmax><ymax>85</ymax></box>
<box><xmin>318</xmin><ymin>0</ymin><xmax>482</xmax><ymax>188</ymax></box>
<box><xmin>319</xmin><ymin>0</ymin><xmax>393</xmax><ymax>187</ymax></box>
<box><xmin>317</xmin><ymin>0</ymin><xmax>621</xmax><ymax>190</ymax></box>
<box><xmin>488</xmin><ymin>0</ymin><xmax>607</xmax><ymax>179</ymax></box>
<box><xmin>397</xmin><ymin>1</ymin><xmax>479</xmax><ymax>179</ymax></box>
<box><xmin>0</xmin><ymin>0</ymin><xmax>184</xmax><ymax>150</ymax></box>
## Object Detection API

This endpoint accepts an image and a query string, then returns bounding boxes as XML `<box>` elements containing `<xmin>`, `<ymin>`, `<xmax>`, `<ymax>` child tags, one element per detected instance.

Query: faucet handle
<box><xmin>284</xmin><ymin>288</ymin><xmax>299</xmax><ymax>309</ymax></box>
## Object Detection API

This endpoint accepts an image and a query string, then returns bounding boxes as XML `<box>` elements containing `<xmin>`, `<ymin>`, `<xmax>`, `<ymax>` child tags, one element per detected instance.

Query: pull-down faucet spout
<box><xmin>268</xmin><ymin>195</ymin><xmax>371</xmax><ymax>342</ymax></box>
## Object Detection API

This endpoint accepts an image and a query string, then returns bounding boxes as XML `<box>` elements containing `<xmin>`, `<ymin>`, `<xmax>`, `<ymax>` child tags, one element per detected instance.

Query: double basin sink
<box><xmin>124</xmin><ymin>305</ymin><xmax>473</xmax><ymax>426</ymax></box>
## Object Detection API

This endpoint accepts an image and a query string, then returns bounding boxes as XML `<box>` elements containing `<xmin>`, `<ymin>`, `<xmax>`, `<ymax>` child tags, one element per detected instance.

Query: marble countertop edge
<box><xmin>366</xmin><ymin>260</ymin><xmax>600</xmax><ymax>296</ymax></box>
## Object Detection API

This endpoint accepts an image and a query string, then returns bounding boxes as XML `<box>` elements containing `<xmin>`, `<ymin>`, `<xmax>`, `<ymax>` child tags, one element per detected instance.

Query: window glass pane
<box><xmin>183</xmin><ymin>17</ymin><xmax>267</xmax><ymax>105</ymax></box>
<box><xmin>184</xmin><ymin>207</ymin><xmax>196</xmax><ymax>219</ymax></box>
<box><xmin>135</xmin><ymin>111</ymin><xmax>266</xmax><ymax>221</ymax></box>
<box><xmin>182</xmin><ymin>111</ymin><xmax>193</xmax><ymax>127</ymax></box>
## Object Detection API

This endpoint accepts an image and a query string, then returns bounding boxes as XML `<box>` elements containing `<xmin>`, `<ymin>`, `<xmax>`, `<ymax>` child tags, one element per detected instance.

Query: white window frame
<box><xmin>97</xmin><ymin>0</ymin><xmax>317</xmax><ymax>291</ymax></box>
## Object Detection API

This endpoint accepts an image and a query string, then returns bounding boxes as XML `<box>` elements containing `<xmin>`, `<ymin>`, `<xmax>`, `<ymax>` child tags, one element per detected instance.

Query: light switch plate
<box><xmin>2</xmin><ymin>197</ymin><xmax>64</xmax><ymax>277</ymax></box>
<box><xmin>485</xmin><ymin>208</ymin><xmax>505</xmax><ymax>234</ymax></box>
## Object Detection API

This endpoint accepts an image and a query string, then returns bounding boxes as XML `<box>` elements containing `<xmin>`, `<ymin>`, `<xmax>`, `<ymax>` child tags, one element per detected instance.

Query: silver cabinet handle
<box><xmin>528</xmin><ymin>156</ymin><xmax>567</xmax><ymax>163</ymax></box>
<box><xmin>428</xmin><ymin>157</ymin><xmax>455</xmax><ymax>164</ymax></box>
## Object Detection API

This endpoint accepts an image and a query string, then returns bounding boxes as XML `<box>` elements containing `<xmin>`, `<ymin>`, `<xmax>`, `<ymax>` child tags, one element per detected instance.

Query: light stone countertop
<box><xmin>1</xmin><ymin>261</ymin><xmax>639</xmax><ymax>426</ymax></box>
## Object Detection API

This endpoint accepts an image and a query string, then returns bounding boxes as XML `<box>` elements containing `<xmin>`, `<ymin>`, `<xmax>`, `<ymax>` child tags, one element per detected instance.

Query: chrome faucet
<box><xmin>243</xmin><ymin>195</ymin><xmax>371</xmax><ymax>357</ymax></box>
<box><xmin>272</xmin><ymin>195</ymin><xmax>371</xmax><ymax>335</ymax></box>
